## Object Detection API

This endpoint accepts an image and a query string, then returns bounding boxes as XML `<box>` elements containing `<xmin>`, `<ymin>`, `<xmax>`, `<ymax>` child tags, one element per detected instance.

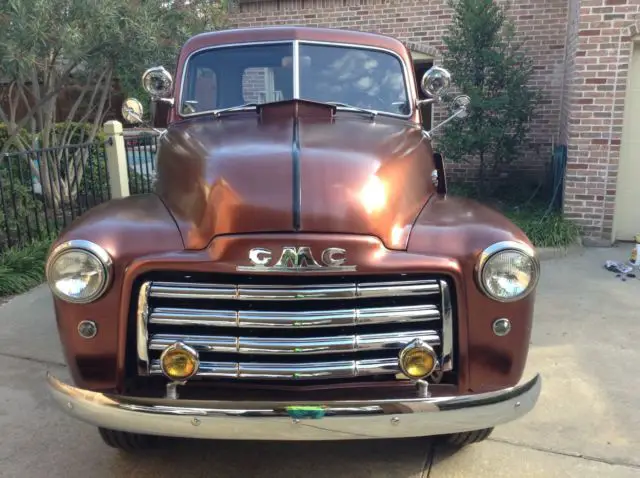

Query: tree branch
<box><xmin>67</xmin><ymin>68</ymin><xmax>113</xmax><ymax>191</ymax></box>
<box><xmin>59</xmin><ymin>71</ymin><xmax>102</xmax><ymax>148</ymax></box>
<box><xmin>0</xmin><ymin>45</ymin><xmax>108</xmax><ymax>156</ymax></box>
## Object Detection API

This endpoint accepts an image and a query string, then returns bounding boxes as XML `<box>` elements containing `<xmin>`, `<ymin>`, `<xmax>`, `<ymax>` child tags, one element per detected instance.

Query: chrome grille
<box><xmin>135</xmin><ymin>276</ymin><xmax>454</xmax><ymax>381</ymax></box>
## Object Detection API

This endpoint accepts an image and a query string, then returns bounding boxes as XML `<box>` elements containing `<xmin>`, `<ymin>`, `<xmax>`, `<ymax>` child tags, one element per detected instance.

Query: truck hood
<box><xmin>155</xmin><ymin>101</ymin><xmax>436</xmax><ymax>250</ymax></box>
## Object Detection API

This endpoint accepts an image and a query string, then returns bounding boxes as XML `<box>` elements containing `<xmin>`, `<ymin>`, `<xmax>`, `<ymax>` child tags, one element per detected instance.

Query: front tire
<box><xmin>442</xmin><ymin>427</ymin><xmax>494</xmax><ymax>447</ymax></box>
<box><xmin>98</xmin><ymin>427</ymin><xmax>158</xmax><ymax>452</ymax></box>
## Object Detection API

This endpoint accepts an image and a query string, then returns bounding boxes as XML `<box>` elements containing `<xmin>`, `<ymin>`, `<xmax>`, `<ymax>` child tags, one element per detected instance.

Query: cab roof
<box><xmin>180</xmin><ymin>26</ymin><xmax>409</xmax><ymax>58</ymax></box>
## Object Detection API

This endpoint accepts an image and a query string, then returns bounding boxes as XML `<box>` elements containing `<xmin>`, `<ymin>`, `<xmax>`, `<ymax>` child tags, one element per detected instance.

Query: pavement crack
<box><xmin>0</xmin><ymin>351</ymin><xmax>66</xmax><ymax>368</ymax></box>
<box><xmin>421</xmin><ymin>440</ymin><xmax>435</xmax><ymax>478</ymax></box>
<box><xmin>488</xmin><ymin>437</ymin><xmax>640</xmax><ymax>469</ymax></box>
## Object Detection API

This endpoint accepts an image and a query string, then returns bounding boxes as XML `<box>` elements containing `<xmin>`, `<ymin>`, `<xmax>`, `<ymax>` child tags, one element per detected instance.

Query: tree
<box><xmin>0</xmin><ymin>0</ymin><xmax>228</xmax><ymax>206</ymax></box>
<box><xmin>436</xmin><ymin>0</ymin><xmax>541</xmax><ymax>196</ymax></box>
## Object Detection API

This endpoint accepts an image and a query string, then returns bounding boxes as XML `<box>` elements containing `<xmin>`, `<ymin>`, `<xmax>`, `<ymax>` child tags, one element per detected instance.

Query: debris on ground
<box><xmin>605</xmin><ymin>261</ymin><xmax>633</xmax><ymax>274</ymax></box>
<box><xmin>605</xmin><ymin>260</ymin><xmax>637</xmax><ymax>281</ymax></box>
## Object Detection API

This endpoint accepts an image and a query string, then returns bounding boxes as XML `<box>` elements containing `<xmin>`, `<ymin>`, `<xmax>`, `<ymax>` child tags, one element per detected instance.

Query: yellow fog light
<box><xmin>160</xmin><ymin>342</ymin><xmax>199</xmax><ymax>381</ymax></box>
<box><xmin>398</xmin><ymin>339</ymin><xmax>438</xmax><ymax>380</ymax></box>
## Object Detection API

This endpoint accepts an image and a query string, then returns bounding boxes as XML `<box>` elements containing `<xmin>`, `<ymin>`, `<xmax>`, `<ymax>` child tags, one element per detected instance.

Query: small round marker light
<box><xmin>398</xmin><ymin>339</ymin><xmax>438</xmax><ymax>380</ymax></box>
<box><xmin>160</xmin><ymin>342</ymin><xmax>200</xmax><ymax>381</ymax></box>
<box><xmin>493</xmin><ymin>318</ymin><xmax>512</xmax><ymax>336</ymax></box>
<box><xmin>77</xmin><ymin>320</ymin><xmax>98</xmax><ymax>339</ymax></box>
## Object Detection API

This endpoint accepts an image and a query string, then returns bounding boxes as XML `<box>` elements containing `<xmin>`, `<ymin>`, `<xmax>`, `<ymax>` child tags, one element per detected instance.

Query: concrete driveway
<box><xmin>0</xmin><ymin>246</ymin><xmax>639</xmax><ymax>477</ymax></box>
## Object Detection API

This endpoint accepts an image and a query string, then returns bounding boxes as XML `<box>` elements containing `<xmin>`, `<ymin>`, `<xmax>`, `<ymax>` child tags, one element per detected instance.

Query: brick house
<box><xmin>227</xmin><ymin>0</ymin><xmax>640</xmax><ymax>243</ymax></box>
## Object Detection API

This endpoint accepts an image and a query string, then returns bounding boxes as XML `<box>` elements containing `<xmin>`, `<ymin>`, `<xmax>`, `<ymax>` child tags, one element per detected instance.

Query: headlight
<box><xmin>477</xmin><ymin>241</ymin><xmax>539</xmax><ymax>302</ymax></box>
<box><xmin>46</xmin><ymin>240</ymin><xmax>112</xmax><ymax>304</ymax></box>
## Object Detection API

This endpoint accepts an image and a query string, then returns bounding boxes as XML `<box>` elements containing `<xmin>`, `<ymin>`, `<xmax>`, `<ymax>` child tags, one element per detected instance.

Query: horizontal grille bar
<box><xmin>136</xmin><ymin>276</ymin><xmax>454</xmax><ymax>379</ymax></box>
<box><xmin>149</xmin><ymin>304</ymin><xmax>440</xmax><ymax>328</ymax></box>
<box><xmin>148</xmin><ymin>330</ymin><xmax>440</xmax><ymax>355</ymax></box>
<box><xmin>149</xmin><ymin>357</ymin><xmax>418</xmax><ymax>380</ymax></box>
<box><xmin>148</xmin><ymin>280</ymin><xmax>440</xmax><ymax>301</ymax></box>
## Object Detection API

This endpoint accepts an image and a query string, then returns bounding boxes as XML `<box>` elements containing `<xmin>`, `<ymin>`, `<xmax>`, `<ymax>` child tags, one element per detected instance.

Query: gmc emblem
<box><xmin>236</xmin><ymin>246</ymin><xmax>356</xmax><ymax>272</ymax></box>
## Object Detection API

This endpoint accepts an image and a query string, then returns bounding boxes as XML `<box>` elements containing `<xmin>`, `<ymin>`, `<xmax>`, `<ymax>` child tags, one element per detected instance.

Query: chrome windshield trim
<box><xmin>148</xmin><ymin>330</ymin><xmax>440</xmax><ymax>355</ymax></box>
<box><xmin>177</xmin><ymin>39</ymin><xmax>414</xmax><ymax>121</ymax></box>
<box><xmin>292</xmin><ymin>39</ymin><xmax>300</xmax><ymax>98</ymax></box>
<box><xmin>136</xmin><ymin>282</ymin><xmax>152</xmax><ymax>375</ymax></box>
<box><xmin>148</xmin><ymin>304</ymin><xmax>441</xmax><ymax>328</ymax></box>
<box><xmin>149</xmin><ymin>357</ymin><xmax>412</xmax><ymax>379</ymax></box>
<box><xmin>440</xmin><ymin>279</ymin><xmax>454</xmax><ymax>372</ymax></box>
<box><xmin>147</xmin><ymin>280</ymin><xmax>440</xmax><ymax>301</ymax></box>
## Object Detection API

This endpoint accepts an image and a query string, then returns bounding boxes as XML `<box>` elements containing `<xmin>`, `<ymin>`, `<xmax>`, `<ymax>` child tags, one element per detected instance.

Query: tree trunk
<box><xmin>477</xmin><ymin>151</ymin><xmax>486</xmax><ymax>198</ymax></box>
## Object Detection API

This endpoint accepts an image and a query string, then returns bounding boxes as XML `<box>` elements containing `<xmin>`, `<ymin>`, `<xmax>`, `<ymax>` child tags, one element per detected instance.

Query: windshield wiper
<box><xmin>325</xmin><ymin>102</ymin><xmax>378</xmax><ymax>119</ymax></box>
<box><xmin>212</xmin><ymin>103</ymin><xmax>260</xmax><ymax>118</ymax></box>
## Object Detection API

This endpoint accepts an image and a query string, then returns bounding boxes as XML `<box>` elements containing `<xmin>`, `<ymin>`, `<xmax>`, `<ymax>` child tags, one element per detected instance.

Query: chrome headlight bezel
<box><xmin>45</xmin><ymin>240</ymin><xmax>113</xmax><ymax>304</ymax></box>
<box><xmin>476</xmin><ymin>240</ymin><xmax>540</xmax><ymax>303</ymax></box>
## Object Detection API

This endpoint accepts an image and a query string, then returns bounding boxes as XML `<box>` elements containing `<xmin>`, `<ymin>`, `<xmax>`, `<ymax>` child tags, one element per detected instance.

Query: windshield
<box><xmin>180</xmin><ymin>42</ymin><xmax>410</xmax><ymax>117</ymax></box>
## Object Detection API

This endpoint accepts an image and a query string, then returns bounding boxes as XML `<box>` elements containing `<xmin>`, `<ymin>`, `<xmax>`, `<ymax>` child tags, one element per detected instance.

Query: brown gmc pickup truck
<box><xmin>45</xmin><ymin>26</ymin><xmax>541</xmax><ymax>452</ymax></box>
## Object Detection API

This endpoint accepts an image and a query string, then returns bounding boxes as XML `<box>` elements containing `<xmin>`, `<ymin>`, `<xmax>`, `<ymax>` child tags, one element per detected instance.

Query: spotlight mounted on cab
<box><xmin>416</xmin><ymin>66</ymin><xmax>472</xmax><ymax>139</ymax></box>
<box><xmin>417</xmin><ymin>66</ymin><xmax>452</xmax><ymax>106</ymax></box>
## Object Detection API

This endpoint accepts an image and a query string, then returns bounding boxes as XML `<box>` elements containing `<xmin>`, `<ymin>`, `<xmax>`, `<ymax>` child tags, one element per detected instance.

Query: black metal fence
<box><xmin>0</xmin><ymin>141</ymin><xmax>110</xmax><ymax>250</ymax></box>
<box><xmin>125</xmin><ymin>132</ymin><xmax>159</xmax><ymax>194</ymax></box>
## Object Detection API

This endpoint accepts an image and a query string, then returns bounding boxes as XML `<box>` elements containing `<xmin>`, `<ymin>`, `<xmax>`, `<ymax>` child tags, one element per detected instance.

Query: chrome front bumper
<box><xmin>46</xmin><ymin>373</ymin><xmax>541</xmax><ymax>440</ymax></box>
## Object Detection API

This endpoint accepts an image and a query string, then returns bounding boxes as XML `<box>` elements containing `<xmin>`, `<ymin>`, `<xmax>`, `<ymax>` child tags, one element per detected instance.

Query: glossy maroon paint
<box><xmin>48</xmin><ymin>26</ymin><xmax>537</xmax><ymax>398</ymax></box>
<box><xmin>157</xmin><ymin>101</ymin><xmax>435</xmax><ymax>250</ymax></box>
<box><xmin>51</xmin><ymin>202</ymin><xmax>534</xmax><ymax>395</ymax></box>
<box><xmin>408</xmin><ymin>196</ymin><xmax>536</xmax><ymax>393</ymax></box>
<box><xmin>52</xmin><ymin>195</ymin><xmax>184</xmax><ymax>390</ymax></box>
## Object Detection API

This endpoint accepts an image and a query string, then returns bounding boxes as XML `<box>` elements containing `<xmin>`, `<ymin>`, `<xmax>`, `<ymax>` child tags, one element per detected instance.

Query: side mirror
<box><xmin>121</xmin><ymin>96</ymin><xmax>168</xmax><ymax>133</ymax></box>
<box><xmin>121</xmin><ymin>98</ymin><xmax>144</xmax><ymax>124</ymax></box>
<box><xmin>424</xmin><ymin>95</ymin><xmax>472</xmax><ymax>139</ymax></box>
<box><xmin>452</xmin><ymin>95</ymin><xmax>471</xmax><ymax>118</ymax></box>
<box><xmin>419</xmin><ymin>67</ymin><xmax>451</xmax><ymax>103</ymax></box>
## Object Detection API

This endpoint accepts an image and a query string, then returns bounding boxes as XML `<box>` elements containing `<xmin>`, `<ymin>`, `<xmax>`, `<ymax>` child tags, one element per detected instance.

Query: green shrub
<box><xmin>449</xmin><ymin>179</ymin><xmax>581</xmax><ymax>248</ymax></box>
<box><xmin>0</xmin><ymin>122</ymin><xmax>114</xmax><ymax>250</ymax></box>
<box><xmin>0</xmin><ymin>123</ymin><xmax>32</xmax><ymax>152</ymax></box>
<box><xmin>0</xmin><ymin>237</ymin><xmax>53</xmax><ymax>297</ymax></box>
<box><xmin>437</xmin><ymin>0</ymin><xmax>542</xmax><ymax>197</ymax></box>
<box><xmin>31</xmin><ymin>122</ymin><xmax>107</xmax><ymax>146</ymax></box>
<box><xmin>128</xmin><ymin>168</ymin><xmax>154</xmax><ymax>194</ymax></box>
<box><xmin>76</xmin><ymin>151</ymin><xmax>111</xmax><ymax>204</ymax></box>
<box><xmin>506</xmin><ymin>209</ymin><xmax>581</xmax><ymax>248</ymax></box>
<box><xmin>0</xmin><ymin>167</ymin><xmax>47</xmax><ymax>248</ymax></box>
<box><xmin>1</xmin><ymin>121</ymin><xmax>106</xmax><ymax>151</ymax></box>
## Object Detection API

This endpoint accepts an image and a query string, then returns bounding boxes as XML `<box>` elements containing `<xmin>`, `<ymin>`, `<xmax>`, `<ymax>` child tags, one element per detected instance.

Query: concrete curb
<box><xmin>536</xmin><ymin>237</ymin><xmax>584</xmax><ymax>261</ymax></box>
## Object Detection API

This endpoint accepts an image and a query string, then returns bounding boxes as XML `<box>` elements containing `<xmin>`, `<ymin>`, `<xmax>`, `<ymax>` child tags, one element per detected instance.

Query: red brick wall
<box><xmin>560</xmin><ymin>0</ymin><xmax>581</xmax><ymax>146</ymax></box>
<box><xmin>243</xmin><ymin>68</ymin><xmax>267</xmax><ymax>103</ymax></box>
<box><xmin>229</xmin><ymin>0</ymin><xmax>568</xmax><ymax>182</ymax></box>
<box><xmin>563</xmin><ymin>0</ymin><xmax>640</xmax><ymax>239</ymax></box>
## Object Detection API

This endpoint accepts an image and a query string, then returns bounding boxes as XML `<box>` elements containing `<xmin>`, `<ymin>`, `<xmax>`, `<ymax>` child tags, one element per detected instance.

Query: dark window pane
<box><xmin>181</xmin><ymin>43</ymin><xmax>294</xmax><ymax>114</ymax></box>
<box><xmin>299</xmin><ymin>44</ymin><xmax>409</xmax><ymax>116</ymax></box>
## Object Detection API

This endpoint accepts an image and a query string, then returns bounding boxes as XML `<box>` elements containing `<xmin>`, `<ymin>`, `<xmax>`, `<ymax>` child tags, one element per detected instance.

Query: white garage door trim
<box><xmin>613</xmin><ymin>38</ymin><xmax>640</xmax><ymax>241</ymax></box>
